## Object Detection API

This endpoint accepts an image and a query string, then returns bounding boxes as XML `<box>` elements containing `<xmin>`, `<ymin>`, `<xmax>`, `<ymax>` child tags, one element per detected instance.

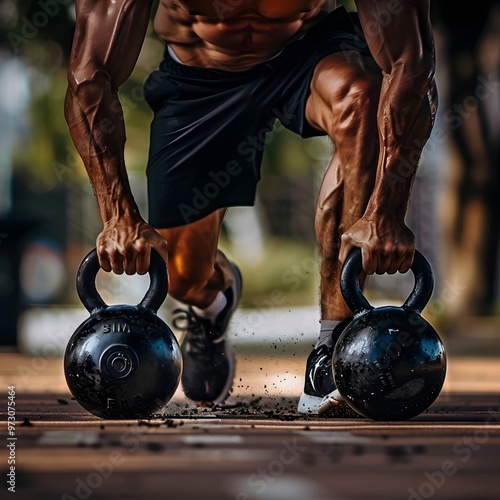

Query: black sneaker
<box><xmin>173</xmin><ymin>261</ymin><xmax>242</xmax><ymax>406</ymax></box>
<box><xmin>298</xmin><ymin>318</ymin><xmax>352</xmax><ymax>415</ymax></box>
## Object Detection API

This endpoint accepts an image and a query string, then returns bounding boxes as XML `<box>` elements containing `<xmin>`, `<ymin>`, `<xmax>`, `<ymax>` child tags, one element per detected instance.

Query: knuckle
<box><xmin>135</xmin><ymin>240</ymin><xmax>148</xmax><ymax>253</ymax></box>
<box><xmin>340</xmin><ymin>232</ymin><xmax>351</xmax><ymax>243</ymax></box>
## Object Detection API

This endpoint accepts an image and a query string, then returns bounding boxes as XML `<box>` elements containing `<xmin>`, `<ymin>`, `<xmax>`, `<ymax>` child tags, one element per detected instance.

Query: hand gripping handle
<box><xmin>76</xmin><ymin>249</ymin><xmax>168</xmax><ymax>314</ymax></box>
<box><xmin>340</xmin><ymin>248</ymin><xmax>434</xmax><ymax>316</ymax></box>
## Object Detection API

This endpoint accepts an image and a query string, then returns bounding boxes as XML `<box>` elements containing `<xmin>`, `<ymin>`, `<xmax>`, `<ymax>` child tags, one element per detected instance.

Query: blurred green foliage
<box><xmin>0</xmin><ymin>0</ymin><xmax>350</xmax><ymax>306</ymax></box>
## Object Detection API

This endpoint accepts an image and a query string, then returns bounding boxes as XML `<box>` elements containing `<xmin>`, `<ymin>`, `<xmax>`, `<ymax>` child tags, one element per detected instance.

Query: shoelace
<box><xmin>172</xmin><ymin>308</ymin><xmax>209</xmax><ymax>356</ymax></box>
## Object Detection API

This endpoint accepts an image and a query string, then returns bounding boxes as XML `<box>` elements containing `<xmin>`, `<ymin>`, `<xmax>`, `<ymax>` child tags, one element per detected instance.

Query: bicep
<box><xmin>68</xmin><ymin>0</ymin><xmax>153</xmax><ymax>90</ymax></box>
<box><xmin>354</xmin><ymin>0</ymin><xmax>434</xmax><ymax>74</ymax></box>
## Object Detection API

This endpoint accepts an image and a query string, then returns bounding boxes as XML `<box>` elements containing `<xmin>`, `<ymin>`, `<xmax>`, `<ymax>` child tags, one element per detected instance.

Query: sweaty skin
<box><xmin>154</xmin><ymin>0</ymin><xmax>328</xmax><ymax>70</ymax></box>
<box><xmin>65</xmin><ymin>0</ymin><xmax>436</xmax><ymax>318</ymax></box>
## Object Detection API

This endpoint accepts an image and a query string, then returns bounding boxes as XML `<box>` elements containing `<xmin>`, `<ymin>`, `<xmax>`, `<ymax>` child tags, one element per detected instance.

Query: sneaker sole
<box><xmin>298</xmin><ymin>390</ymin><xmax>358</xmax><ymax>417</ymax></box>
<box><xmin>297</xmin><ymin>392</ymin><xmax>325</xmax><ymax>414</ymax></box>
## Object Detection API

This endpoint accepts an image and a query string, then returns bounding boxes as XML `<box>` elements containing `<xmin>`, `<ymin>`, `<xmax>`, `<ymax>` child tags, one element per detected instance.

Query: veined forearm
<box><xmin>65</xmin><ymin>78</ymin><xmax>140</xmax><ymax>222</ymax></box>
<box><xmin>366</xmin><ymin>64</ymin><xmax>436</xmax><ymax>218</ymax></box>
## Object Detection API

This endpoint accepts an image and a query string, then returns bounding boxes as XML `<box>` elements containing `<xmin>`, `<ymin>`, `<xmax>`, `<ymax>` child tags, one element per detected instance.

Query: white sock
<box><xmin>315</xmin><ymin>320</ymin><xmax>341</xmax><ymax>349</ymax></box>
<box><xmin>191</xmin><ymin>292</ymin><xmax>227</xmax><ymax>323</ymax></box>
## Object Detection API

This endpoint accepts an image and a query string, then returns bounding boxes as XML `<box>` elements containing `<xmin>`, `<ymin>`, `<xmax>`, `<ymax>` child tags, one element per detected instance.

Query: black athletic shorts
<box><xmin>144</xmin><ymin>6</ymin><xmax>370</xmax><ymax>228</ymax></box>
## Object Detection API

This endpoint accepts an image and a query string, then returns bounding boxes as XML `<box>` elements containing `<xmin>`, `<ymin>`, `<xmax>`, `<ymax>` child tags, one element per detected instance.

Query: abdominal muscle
<box><xmin>154</xmin><ymin>0</ymin><xmax>334</xmax><ymax>71</ymax></box>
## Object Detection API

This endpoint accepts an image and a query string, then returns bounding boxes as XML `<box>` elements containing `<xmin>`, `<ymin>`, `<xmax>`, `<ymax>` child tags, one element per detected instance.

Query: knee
<box><xmin>330</xmin><ymin>75</ymin><xmax>379</xmax><ymax>135</ymax></box>
<box><xmin>310</xmin><ymin>58</ymin><xmax>380</xmax><ymax>139</ymax></box>
<box><xmin>167</xmin><ymin>252</ymin><xmax>214</xmax><ymax>303</ymax></box>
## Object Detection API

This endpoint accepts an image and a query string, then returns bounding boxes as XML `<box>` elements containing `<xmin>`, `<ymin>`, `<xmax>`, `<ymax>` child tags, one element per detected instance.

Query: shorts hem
<box><xmin>148</xmin><ymin>200</ymin><xmax>256</xmax><ymax>229</ymax></box>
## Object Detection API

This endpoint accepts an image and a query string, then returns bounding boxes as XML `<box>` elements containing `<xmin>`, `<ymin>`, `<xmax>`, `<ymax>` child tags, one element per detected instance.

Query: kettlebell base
<box><xmin>333</xmin><ymin>308</ymin><xmax>447</xmax><ymax>421</ymax></box>
<box><xmin>65</xmin><ymin>305</ymin><xmax>182</xmax><ymax>420</ymax></box>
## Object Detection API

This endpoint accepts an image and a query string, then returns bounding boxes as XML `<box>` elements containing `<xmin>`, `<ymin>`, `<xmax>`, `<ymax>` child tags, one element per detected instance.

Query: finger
<box><xmin>136</xmin><ymin>247</ymin><xmax>151</xmax><ymax>276</ymax></box>
<box><xmin>339</xmin><ymin>233</ymin><xmax>355</xmax><ymax>264</ymax></box>
<box><xmin>108</xmin><ymin>251</ymin><xmax>124</xmax><ymax>275</ymax></box>
<box><xmin>122</xmin><ymin>245</ymin><xmax>138</xmax><ymax>275</ymax></box>
<box><xmin>398</xmin><ymin>249</ymin><xmax>415</xmax><ymax>274</ymax></box>
<box><xmin>376</xmin><ymin>253</ymin><xmax>393</xmax><ymax>275</ymax></box>
<box><xmin>99</xmin><ymin>255</ymin><xmax>112</xmax><ymax>273</ymax></box>
<box><xmin>382</xmin><ymin>247</ymin><xmax>402</xmax><ymax>275</ymax></box>
<box><xmin>387</xmin><ymin>258</ymin><xmax>401</xmax><ymax>275</ymax></box>
<box><xmin>97</xmin><ymin>245</ymin><xmax>112</xmax><ymax>272</ymax></box>
<box><xmin>123</xmin><ymin>251</ymin><xmax>137</xmax><ymax>275</ymax></box>
<box><xmin>361</xmin><ymin>245</ymin><xmax>376</xmax><ymax>275</ymax></box>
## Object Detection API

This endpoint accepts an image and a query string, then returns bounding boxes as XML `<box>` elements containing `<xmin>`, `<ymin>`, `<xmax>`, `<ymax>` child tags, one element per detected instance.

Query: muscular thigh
<box><xmin>156</xmin><ymin>208</ymin><xmax>226</xmax><ymax>284</ymax></box>
<box><xmin>305</xmin><ymin>51</ymin><xmax>381</xmax><ymax>140</ymax></box>
<box><xmin>310</xmin><ymin>51</ymin><xmax>381</xmax><ymax>240</ymax></box>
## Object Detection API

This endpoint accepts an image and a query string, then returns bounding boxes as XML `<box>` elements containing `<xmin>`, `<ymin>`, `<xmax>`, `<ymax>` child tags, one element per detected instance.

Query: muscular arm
<box><xmin>341</xmin><ymin>0</ymin><xmax>437</xmax><ymax>274</ymax></box>
<box><xmin>65</xmin><ymin>0</ymin><xmax>168</xmax><ymax>274</ymax></box>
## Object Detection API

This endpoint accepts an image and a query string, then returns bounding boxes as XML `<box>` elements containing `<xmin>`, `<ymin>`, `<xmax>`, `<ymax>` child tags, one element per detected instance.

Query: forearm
<box><xmin>354</xmin><ymin>0</ymin><xmax>437</xmax><ymax>220</ymax></box>
<box><xmin>64</xmin><ymin>0</ymin><xmax>153</xmax><ymax>223</ymax></box>
<box><xmin>365</xmin><ymin>61</ymin><xmax>436</xmax><ymax>220</ymax></box>
<box><xmin>65</xmin><ymin>75</ymin><xmax>140</xmax><ymax>222</ymax></box>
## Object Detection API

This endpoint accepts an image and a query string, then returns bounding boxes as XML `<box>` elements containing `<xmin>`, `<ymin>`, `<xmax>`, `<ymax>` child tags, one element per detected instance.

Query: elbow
<box><xmin>67</xmin><ymin>62</ymin><xmax>113</xmax><ymax>95</ymax></box>
<box><xmin>392</xmin><ymin>50</ymin><xmax>435</xmax><ymax>92</ymax></box>
<box><xmin>65</xmin><ymin>64</ymin><xmax>113</xmax><ymax>123</ymax></box>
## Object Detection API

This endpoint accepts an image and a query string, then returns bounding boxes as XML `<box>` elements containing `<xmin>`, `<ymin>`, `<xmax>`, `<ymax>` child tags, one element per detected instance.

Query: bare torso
<box><xmin>154</xmin><ymin>0</ymin><xmax>336</xmax><ymax>71</ymax></box>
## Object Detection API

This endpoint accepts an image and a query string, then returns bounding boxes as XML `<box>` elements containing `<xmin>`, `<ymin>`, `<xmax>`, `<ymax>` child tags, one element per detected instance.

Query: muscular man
<box><xmin>65</xmin><ymin>0</ymin><xmax>437</xmax><ymax>413</ymax></box>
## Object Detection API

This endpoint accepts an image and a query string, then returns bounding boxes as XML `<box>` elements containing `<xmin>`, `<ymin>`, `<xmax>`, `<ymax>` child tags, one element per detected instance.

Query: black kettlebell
<box><xmin>64</xmin><ymin>249</ymin><xmax>182</xmax><ymax>419</ymax></box>
<box><xmin>332</xmin><ymin>248</ymin><xmax>446</xmax><ymax>420</ymax></box>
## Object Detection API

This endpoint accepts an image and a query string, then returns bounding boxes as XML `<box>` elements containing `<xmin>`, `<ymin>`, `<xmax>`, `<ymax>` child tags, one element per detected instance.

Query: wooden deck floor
<box><xmin>1</xmin><ymin>350</ymin><xmax>500</xmax><ymax>500</ymax></box>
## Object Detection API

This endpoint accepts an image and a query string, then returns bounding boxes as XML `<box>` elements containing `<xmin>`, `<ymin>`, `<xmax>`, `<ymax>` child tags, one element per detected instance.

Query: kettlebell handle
<box><xmin>340</xmin><ymin>248</ymin><xmax>434</xmax><ymax>315</ymax></box>
<box><xmin>76</xmin><ymin>249</ymin><xmax>168</xmax><ymax>313</ymax></box>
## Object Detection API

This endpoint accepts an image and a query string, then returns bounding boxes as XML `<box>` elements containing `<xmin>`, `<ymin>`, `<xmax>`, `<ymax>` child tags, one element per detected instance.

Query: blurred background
<box><xmin>0</xmin><ymin>0</ymin><xmax>499</xmax><ymax>357</ymax></box>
